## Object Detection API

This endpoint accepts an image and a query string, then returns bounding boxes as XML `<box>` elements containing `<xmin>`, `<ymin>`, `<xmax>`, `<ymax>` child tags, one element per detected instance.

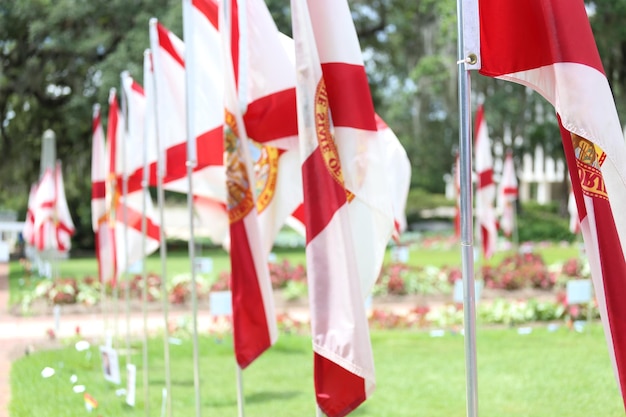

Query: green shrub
<box><xmin>405</xmin><ymin>188</ymin><xmax>454</xmax><ymax>224</ymax></box>
<box><xmin>516</xmin><ymin>202</ymin><xmax>575</xmax><ymax>242</ymax></box>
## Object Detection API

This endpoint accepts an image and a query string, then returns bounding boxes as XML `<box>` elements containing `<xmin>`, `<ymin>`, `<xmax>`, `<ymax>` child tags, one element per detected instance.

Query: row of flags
<box><xmin>24</xmin><ymin>0</ymin><xmax>625</xmax><ymax>414</ymax></box>
<box><xmin>453</xmin><ymin>105</ymin><xmax>519</xmax><ymax>259</ymax></box>
<box><xmin>90</xmin><ymin>0</ymin><xmax>411</xmax><ymax>415</ymax></box>
<box><xmin>466</xmin><ymin>101</ymin><xmax>598</xmax><ymax>260</ymax></box>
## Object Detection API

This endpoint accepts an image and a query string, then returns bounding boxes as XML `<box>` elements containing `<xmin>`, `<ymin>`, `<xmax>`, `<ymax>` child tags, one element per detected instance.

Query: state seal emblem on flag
<box><xmin>252</xmin><ymin>143</ymin><xmax>279</xmax><ymax>214</ymax></box>
<box><xmin>315</xmin><ymin>79</ymin><xmax>354</xmax><ymax>201</ymax></box>
<box><xmin>225</xmin><ymin>110</ymin><xmax>255</xmax><ymax>223</ymax></box>
<box><xmin>572</xmin><ymin>134</ymin><xmax>608</xmax><ymax>200</ymax></box>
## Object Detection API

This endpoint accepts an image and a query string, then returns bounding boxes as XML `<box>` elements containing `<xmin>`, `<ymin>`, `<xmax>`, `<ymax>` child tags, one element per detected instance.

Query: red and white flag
<box><xmin>53</xmin><ymin>161</ymin><xmax>75</xmax><ymax>252</ymax></box>
<box><xmin>240</xmin><ymin>0</ymin><xmax>303</xmax><ymax>253</ymax></box>
<box><xmin>148</xmin><ymin>19</ymin><xmax>225</xmax><ymax>199</ymax></box>
<box><xmin>23</xmin><ymin>183</ymin><xmax>38</xmax><ymax>246</ymax></box>
<box><xmin>31</xmin><ymin>168</ymin><xmax>57</xmax><ymax>252</ymax></box>
<box><xmin>30</xmin><ymin>163</ymin><xmax>74</xmax><ymax>252</ymax></box>
<box><xmin>292</xmin><ymin>0</ymin><xmax>394</xmax><ymax>414</ymax></box>
<box><xmin>220</xmin><ymin>0</ymin><xmax>277</xmax><ymax>368</ymax></box>
<box><xmin>474</xmin><ymin>104</ymin><xmax>497</xmax><ymax>259</ymax></box>
<box><xmin>187</xmin><ymin>0</ymin><xmax>303</xmax><ymax>252</ymax></box>
<box><xmin>120</xmin><ymin>71</ymin><xmax>154</xmax><ymax>192</ymax></box>
<box><xmin>375</xmin><ymin>114</ymin><xmax>411</xmax><ymax>242</ymax></box>
<box><xmin>106</xmin><ymin>88</ymin><xmax>160</xmax><ymax>283</ymax></box>
<box><xmin>92</xmin><ymin>103</ymin><xmax>116</xmax><ymax>285</ymax></box>
<box><xmin>91</xmin><ymin>104</ymin><xmax>107</xmax><ymax>232</ymax></box>
<box><xmin>497</xmin><ymin>150</ymin><xmax>518</xmax><ymax>237</ymax></box>
<box><xmin>120</xmin><ymin>73</ymin><xmax>162</xmax><ymax>266</ymax></box>
<box><xmin>464</xmin><ymin>0</ymin><xmax>626</xmax><ymax>409</ymax></box>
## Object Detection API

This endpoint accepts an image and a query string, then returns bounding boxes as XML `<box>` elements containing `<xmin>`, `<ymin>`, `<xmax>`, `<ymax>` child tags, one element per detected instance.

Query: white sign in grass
<box><xmin>391</xmin><ymin>245</ymin><xmax>410</xmax><ymax>263</ymax></box>
<box><xmin>126</xmin><ymin>364</ymin><xmax>136</xmax><ymax>407</ymax></box>
<box><xmin>453</xmin><ymin>279</ymin><xmax>483</xmax><ymax>304</ymax></box>
<box><xmin>127</xmin><ymin>260</ymin><xmax>143</xmax><ymax>274</ymax></box>
<box><xmin>99</xmin><ymin>346</ymin><xmax>121</xmax><ymax>385</ymax></box>
<box><xmin>210</xmin><ymin>291</ymin><xmax>232</xmax><ymax>317</ymax></box>
<box><xmin>566</xmin><ymin>279</ymin><xmax>592</xmax><ymax>305</ymax></box>
<box><xmin>194</xmin><ymin>257</ymin><xmax>213</xmax><ymax>274</ymax></box>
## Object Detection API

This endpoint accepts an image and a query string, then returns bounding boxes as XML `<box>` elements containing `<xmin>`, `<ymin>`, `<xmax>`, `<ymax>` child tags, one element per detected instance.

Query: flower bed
<box><xmin>12</xmin><ymin>252</ymin><xmax>596</xmax><ymax>330</ymax></box>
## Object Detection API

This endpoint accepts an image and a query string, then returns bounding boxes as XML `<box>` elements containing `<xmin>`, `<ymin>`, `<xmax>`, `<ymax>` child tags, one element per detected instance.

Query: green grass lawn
<box><xmin>10</xmin><ymin>325</ymin><xmax>623</xmax><ymax>416</ymax></box>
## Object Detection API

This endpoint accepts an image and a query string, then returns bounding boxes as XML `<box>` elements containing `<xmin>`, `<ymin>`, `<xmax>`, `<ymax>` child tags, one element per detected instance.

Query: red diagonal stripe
<box><xmin>321</xmin><ymin>62</ymin><xmax>377</xmax><ymax>131</ymax></box>
<box><xmin>561</xmin><ymin>123</ymin><xmax>626</xmax><ymax>406</ymax></box>
<box><xmin>478</xmin><ymin>0</ymin><xmax>603</xmax><ymax>77</ymax></box>
<box><xmin>92</xmin><ymin>181</ymin><xmax>106</xmax><ymax>199</ymax></box>
<box><xmin>193</xmin><ymin>0</ymin><xmax>218</xmax><ymax>29</ymax></box>
<box><xmin>302</xmin><ymin>147</ymin><xmax>348</xmax><ymax>244</ymax></box>
<box><xmin>117</xmin><ymin>203</ymin><xmax>161</xmax><ymax>242</ymax></box>
<box><xmin>230</xmin><ymin>0</ymin><xmax>240</xmax><ymax>85</ymax></box>
<box><xmin>92</xmin><ymin>112</ymin><xmax>101</xmax><ymax>134</ymax></box>
<box><xmin>124</xmin><ymin>126</ymin><xmax>224</xmax><ymax>193</ymax></box>
<box><xmin>503</xmin><ymin>187</ymin><xmax>518</xmax><ymax>196</ymax></box>
<box><xmin>196</xmin><ymin>126</ymin><xmax>224</xmax><ymax>166</ymax></box>
<box><xmin>478</xmin><ymin>169</ymin><xmax>494</xmax><ymax>188</ymax></box>
<box><xmin>315</xmin><ymin>353</ymin><xmax>366</xmax><ymax>417</ymax></box>
<box><xmin>158</xmin><ymin>23</ymin><xmax>184</xmax><ymax>67</ymax></box>
<box><xmin>131</xmin><ymin>80</ymin><xmax>144</xmax><ymax>95</ymax></box>
<box><xmin>244</xmin><ymin>88</ymin><xmax>298</xmax><ymax>144</ymax></box>
<box><xmin>230</xmin><ymin>219</ymin><xmax>271</xmax><ymax>368</ymax></box>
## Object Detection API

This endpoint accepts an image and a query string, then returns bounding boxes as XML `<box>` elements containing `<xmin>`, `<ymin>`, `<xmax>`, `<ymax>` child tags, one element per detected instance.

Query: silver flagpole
<box><xmin>182</xmin><ymin>2</ymin><xmax>202</xmax><ymax>416</ymax></box>
<box><xmin>456</xmin><ymin>1</ymin><xmax>478</xmax><ymax>417</ymax></box>
<box><xmin>146</xmin><ymin>43</ymin><xmax>173</xmax><ymax>417</ymax></box>
<box><xmin>236</xmin><ymin>366</ymin><xmax>245</xmax><ymax>417</ymax></box>
<box><xmin>119</xmin><ymin>72</ymin><xmax>130</xmax><ymax>355</ymax></box>
<box><xmin>120</xmin><ymin>75</ymin><xmax>133</xmax><ymax>367</ymax></box>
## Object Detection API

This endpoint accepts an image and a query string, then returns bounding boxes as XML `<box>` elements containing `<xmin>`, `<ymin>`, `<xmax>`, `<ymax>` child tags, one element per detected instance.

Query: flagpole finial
<box><xmin>41</xmin><ymin>129</ymin><xmax>56</xmax><ymax>178</ymax></box>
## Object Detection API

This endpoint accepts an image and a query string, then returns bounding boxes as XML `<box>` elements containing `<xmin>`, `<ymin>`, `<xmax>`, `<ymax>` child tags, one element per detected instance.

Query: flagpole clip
<box><xmin>457</xmin><ymin>53</ymin><xmax>478</xmax><ymax>66</ymax></box>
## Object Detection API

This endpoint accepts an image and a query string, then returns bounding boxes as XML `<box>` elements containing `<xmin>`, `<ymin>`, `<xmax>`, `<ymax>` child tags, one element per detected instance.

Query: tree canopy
<box><xmin>1</xmin><ymin>0</ymin><xmax>625</xmax><ymax>248</ymax></box>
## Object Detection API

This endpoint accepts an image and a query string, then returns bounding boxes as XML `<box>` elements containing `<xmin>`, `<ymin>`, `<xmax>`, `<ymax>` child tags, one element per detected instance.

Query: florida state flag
<box><xmin>220</xmin><ymin>0</ymin><xmax>277</xmax><ymax>368</ymax></box>
<box><xmin>497</xmin><ymin>150</ymin><xmax>518</xmax><ymax>237</ymax></box>
<box><xmin>291</xmin><ymin>0</ymin><xmax>395</xmax><ymax>415</ymax></box>
<box><xmin>464</xmin><ymin>0</ymin><xmax>626</xmax><ymax>409</ymax></box>
<box><xmin>474</xmin><ymin>104</ymin><xmax>497</xmax><ymax>259</ymax></box>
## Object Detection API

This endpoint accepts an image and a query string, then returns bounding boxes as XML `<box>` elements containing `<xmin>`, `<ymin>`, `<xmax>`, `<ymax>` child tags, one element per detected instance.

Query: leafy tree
<box><xmin>1</xmin><ymin>0</ymin><xmax>625</xmax><ymax>248</ymax></box>
<box><xmin>0</xmin><ymin>0</ymin><xmax>180</xmax><ymax>248</ymax></box>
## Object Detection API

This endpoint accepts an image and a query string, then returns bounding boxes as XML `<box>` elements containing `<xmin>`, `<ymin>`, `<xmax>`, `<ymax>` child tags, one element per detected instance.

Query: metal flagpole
<box><xmin>141</xmin><ymin>135</ymin><xmax>151</xmax><ymax>417</ymax></box>
<box><xmin>117</xmin><ymin>72</ymin><xmax>130</xmax><ymax>354</ymax></box>
<box><xmin>120</xmin><ymin>74</ymin><xmax>134</xmax><ymax>367</ymax></box>
<box><xmin>236</xmin><ymin>366</ymin><xmax>245</xmax><ymax>417</ymax></box>
<box><xmin>182</xmin><ymin>2</ymin><xmax>202</xmax><ymax>416</ymax></box>
<box><xmin>456</xmin><ymin>1</ymin><xmax>479</xmax><ymax>417</ymax></box>
<box><xmin>147</xmin><ymin>45</ymin><xmax>173</xmax><ymax>417</ymax></box>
